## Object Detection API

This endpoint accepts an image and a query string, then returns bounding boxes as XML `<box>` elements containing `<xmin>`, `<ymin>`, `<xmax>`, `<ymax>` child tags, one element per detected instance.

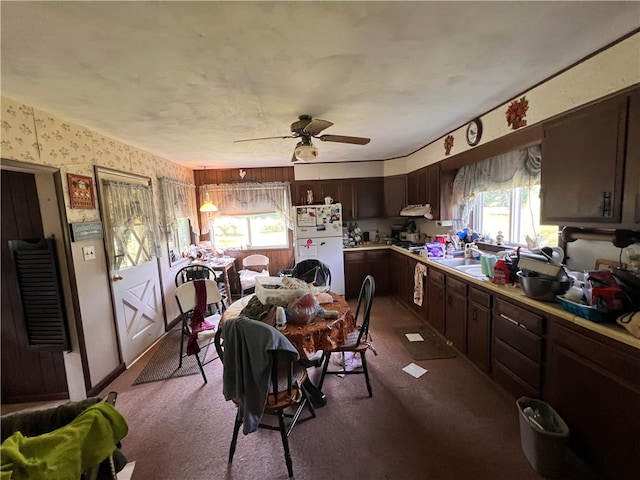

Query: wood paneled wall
<box><xmin>194</xmin><ymin>166</ymin><xmax>295</xmax><ymax>186</ymax></box>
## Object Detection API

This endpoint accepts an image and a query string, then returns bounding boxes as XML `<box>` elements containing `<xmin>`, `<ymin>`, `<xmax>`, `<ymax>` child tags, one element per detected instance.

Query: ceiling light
<box><xmin>294</xmin><ymin>143</ymin><xmax>319</xmax><ymax>162</ymax></box>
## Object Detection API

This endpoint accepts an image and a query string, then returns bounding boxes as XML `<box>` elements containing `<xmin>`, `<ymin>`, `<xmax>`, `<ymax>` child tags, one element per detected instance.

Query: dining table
<box><xmin>221</xmin><ymin>291</ymin><xmax>357</xmax><ymax>406</ymax></box>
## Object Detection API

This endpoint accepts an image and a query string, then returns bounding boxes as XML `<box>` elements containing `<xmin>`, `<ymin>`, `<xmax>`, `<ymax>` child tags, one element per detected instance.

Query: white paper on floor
<box><xmin>405</xmin><ymin>333</ymin><xmax>425</xmax><ymax>342</ymax></box>
<box><xmin>402</xmin><ymin>363</ymin><xmax>428</xmax><ymax>378</ymax></box>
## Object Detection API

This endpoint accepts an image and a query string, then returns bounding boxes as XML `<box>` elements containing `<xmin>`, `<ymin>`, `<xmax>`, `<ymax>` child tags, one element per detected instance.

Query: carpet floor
<box><xmin>96</xmin><ymin>296</ymin><xmax>597</xmax><ymax>480</ymax></box>
<box><xmin>393</xmin><ymin>325</ymin><xmax>457</xmax><ymax>360</ymax></box>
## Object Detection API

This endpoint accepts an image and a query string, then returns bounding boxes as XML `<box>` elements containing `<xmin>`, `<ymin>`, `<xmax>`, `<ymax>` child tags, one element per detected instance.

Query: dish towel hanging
<box><xmin>414</xmin><ymin>263</ymin><xmax>427</xmax><ymax>306</ymax></box>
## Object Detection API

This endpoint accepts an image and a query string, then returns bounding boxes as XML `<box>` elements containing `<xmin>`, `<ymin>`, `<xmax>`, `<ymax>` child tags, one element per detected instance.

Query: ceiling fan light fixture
<box><xmin>294</xmin><ymin>143</ymin><xmax>319</xmax><ymax>162</ymax></box>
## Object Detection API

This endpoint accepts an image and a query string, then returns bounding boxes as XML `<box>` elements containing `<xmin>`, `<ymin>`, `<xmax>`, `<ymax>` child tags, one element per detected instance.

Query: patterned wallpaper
<box><xmin>1</xmin><ymin>95</ymin><xmax>194</xmax><ymax>224</ymax></box>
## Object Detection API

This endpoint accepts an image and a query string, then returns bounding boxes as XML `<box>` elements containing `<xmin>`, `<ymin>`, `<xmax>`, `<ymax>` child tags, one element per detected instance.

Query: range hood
<box><xmin>400</xmin><ymin>204</ymin><xmax>433</xmax><ymax>219</ymax></box>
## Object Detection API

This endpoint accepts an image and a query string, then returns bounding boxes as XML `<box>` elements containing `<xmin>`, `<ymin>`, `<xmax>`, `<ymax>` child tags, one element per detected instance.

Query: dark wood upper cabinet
<box><xmin>384</xmin><ymin>175</ymin><xmax>406</xmax><ymax>218</ymax></box>
<box><xmin>427</xmin><ymin>164</ymin><xmax>440</xmax><ymax>221</ymax></box>
<box><xmin>355</xmin><ymin>177</ymin><xmax>384</xmax><ymax>219</ymax></box>
<box><xmin>540</xmin><ymin>91</ymin><xmax>631</xmax><ymax>225</ymax></box>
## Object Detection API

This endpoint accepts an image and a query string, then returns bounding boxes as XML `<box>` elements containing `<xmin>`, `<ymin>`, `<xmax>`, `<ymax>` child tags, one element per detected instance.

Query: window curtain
<box><xmin>451</xmin><ymin>145</ymin><xmax>542</xmax><ymax>225</ymax></box>
<box><xmin>199</xmin><ymin>182</ymin><xmax>293</xmax><ymax>235</ymax></box>
<box><xmin>101</xmin><ymin>179</ymin><xmax>161</xmax><ymax>269</ymax></box>
<box><xmin>159</xmin><ymin>177</ymin><xmax>199</xmax><ymax>238</ymax></box>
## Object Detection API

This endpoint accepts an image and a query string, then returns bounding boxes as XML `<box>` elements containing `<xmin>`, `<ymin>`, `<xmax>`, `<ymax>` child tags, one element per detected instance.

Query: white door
<box><xmin>97</xmin><ymin>169</ymin><xmax>165</xmax><ymax>367</ymax></box>
<box><xmin>111</xmin><ymin>260</ymin><xmax>164</xmax><ymax>366</ymax></box>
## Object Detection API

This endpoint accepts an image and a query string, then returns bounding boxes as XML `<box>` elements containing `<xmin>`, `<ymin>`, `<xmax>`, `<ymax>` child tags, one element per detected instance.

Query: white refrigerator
<box><xmin>293</xmin><ymin>203</ymin><xmax>345</xmax><ymax>295</ymax></box>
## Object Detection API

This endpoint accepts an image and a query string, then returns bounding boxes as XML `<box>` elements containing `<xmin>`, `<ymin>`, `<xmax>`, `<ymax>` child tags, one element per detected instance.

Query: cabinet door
<box><xmin>445</xmin><ymin>276</ymin><xmax>467</xmax><ymax>352</ymax></box>
<box><xmin>468</xmin><ymin>302</ymin><xmax>491</xmax><ymax>372</ymax></box>
<box><xmin>417</xmin><ymin>168</ymin><xmax>428</xmax><ymax>204</ymax></box>
<box><xmin>396</xmin><ymin>254</ymin><xmax>410</xmax><ymax>306</ymax></box>
<box><xmin>319</xmin><ymin>181</ymin><xmax>341</xmax><ymax>205</ymax></box>
<box><xmin>427</xmin><ymin>269</ymin><xmax>445</xmax><ymax>334</ymax></box>
<box><xmin>355</xmin><ymin>177</ymin><xmax>384</xmax><ymax>219</ymax></box>
<box><xmin>367</xmin><ymin>249</ymin><xmax>390</xmax><ymax>296</ymax></box>
<box><xmin>407</xmin><ymin>171</ymin><xmax>418</xmax><ymax>205</ymax></box>
<box><xmin>384</xmin><ymin>175</ymin><xmax>407</xmax><ymax>217</ymax></box>
<box><xmin>344</xmin><ymin>251</ymin><xmax>366</xmax><ymax>299</ymax></box>
<box><xmin>545</xmin><ymin>331</ymin><xmax>640</xmax><ymax>479</ymax></box>
<box><xmin>340</xmin><ymin>180</ymin><xmax>356</xmax><ymax>221</ymax></box>
<box><xmin>427</xmin><ymin>164</ymin><xmax>440</xmax><ymax>220</ymax></box>
<box><xmin>541</xmin><ymin>95</ymin><xmax>628</xmax><ymax>223</ymax></box>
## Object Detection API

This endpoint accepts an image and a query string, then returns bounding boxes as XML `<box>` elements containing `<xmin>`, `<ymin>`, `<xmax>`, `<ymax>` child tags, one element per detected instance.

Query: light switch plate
<box><xmin>82</xmin><ymin>245</ymin><xmax>96</xmax><ymax>261</ymax></box>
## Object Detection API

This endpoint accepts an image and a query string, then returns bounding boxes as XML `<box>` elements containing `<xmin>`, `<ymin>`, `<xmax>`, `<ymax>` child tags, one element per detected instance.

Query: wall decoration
<box><xmin>444</xmin><ymin>135</ymin><xmax>454</xmax><ymax>155</ymax></box>
<box><xmin>67</xmin><ymin>173</ymin><xmax>95</xmax><ymax>209</ymax></box>
<box><xmin>506</xmin><ymin>96</ymin><xmax>529</xmax><ymax>130</ymax></box>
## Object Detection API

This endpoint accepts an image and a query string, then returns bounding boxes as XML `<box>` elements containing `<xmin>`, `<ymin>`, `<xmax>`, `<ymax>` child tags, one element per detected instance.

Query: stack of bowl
<box><xmin>516</xmin><ymin>269</ymin><xmax>575</xmax><ymax>302</ymax></box>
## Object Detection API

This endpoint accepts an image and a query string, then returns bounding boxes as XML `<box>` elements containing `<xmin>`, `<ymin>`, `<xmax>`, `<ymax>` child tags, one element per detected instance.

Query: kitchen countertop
<box><xmin>344</xmin><ymin>244</ymin><xmax>640</xmax><ymax>350</ymax></box>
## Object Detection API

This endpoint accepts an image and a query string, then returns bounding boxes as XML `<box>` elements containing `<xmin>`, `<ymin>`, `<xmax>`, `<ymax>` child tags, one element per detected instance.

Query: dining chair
<box><xmin>238</xmin><ymin>254</ymin><xmax>270</xmax><ymax>296</ymax></box>
<box><xmin>175</xmin><ymin>264</ymin><xmax>228</xmax><ymax>307</ymax></box>
<box><xmin>174</xmin><ymin>279</ymin><xmax>224</xmax><ymax>383</ymax></box>
<box><xmin>214</xmin><ymin>317</ymin><xmax>315</xmax><ymax>478</ymax></box>
<box><xmin>291</xmin><ymin>259</ymin><xmax>332</xmax><ymax>287</ymax></box>
<box><xmin>318</xmin><ymin>274</ymin><xmax>376</xmax><ymax>397</ymax></box>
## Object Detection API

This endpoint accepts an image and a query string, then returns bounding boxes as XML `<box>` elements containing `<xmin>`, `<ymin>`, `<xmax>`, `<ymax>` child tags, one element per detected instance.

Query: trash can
<box><xmin>516</xmin><ymin>397</ymin><xmax>570</xmax><ymax>479</ymax></box>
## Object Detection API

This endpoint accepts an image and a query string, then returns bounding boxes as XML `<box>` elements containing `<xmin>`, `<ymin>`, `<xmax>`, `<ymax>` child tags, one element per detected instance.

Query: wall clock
<box><xmin>466</xmin><ymin>118</ymin><xmax>483</xmax><ymax>146</ymax></box>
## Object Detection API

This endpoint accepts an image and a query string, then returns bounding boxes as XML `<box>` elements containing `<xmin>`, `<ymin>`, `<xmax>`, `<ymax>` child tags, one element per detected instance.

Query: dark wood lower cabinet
<box><xmin>427</xmin><ymin>268</ymin><xmax>445</xmax><ymax>334</ymax></box>
<box><xmin>492</xmin><ymin>298</ymin><xmax>544</xmax><ymax>399</ymax></box>
<box><xmin>467</xmin><ymin>287</ymin><xmax>492</xmax><ymax>372</ymax></box>
<box><xmin>344</xmin><ymin>249</ymin><xmax>390</xmax><ymax>298</ymax></box>
<box><xmin>444</xmin><ymin>275</ymin><xmax>467</xmax><ymax>351</ymax></box>
<box><xmin>545</xmin><ymin>320</ymin><xmax>640</xmax><ymax>480</ymax></box>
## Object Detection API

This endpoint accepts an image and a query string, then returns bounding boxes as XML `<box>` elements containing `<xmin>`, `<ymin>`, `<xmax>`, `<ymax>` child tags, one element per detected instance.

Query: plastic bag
<box><xmin>286</xmin><ymin>293</ymin><xmax>319</xmax><ymax>325</ymax></box>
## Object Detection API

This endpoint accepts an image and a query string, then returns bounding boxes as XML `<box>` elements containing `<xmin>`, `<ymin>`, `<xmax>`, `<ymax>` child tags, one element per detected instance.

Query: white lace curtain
<box><xmin>101</xmin><ymin>179</ymin><xmax>161</xmax><ymax>268</ymax></box>
<box><xmin>451</xmin><ymin>145</ymin><xmax>542</xmax><ymax>225</ymax></box>
<box><xmin>199</xmin><ymin>182</ymin><xmax>293</xmax><ymax>235</ymax></box>
<box><xmin>159</xmin><ymin>177</ymin><xmax>199</xmax><ymax>237</ymax></box>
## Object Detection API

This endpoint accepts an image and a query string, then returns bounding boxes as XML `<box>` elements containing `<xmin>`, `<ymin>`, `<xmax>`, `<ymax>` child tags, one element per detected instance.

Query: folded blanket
<box><xmin>1</xmin><ymin>402</ymin><xmax>128</xmax><ymax>480</ymax></box>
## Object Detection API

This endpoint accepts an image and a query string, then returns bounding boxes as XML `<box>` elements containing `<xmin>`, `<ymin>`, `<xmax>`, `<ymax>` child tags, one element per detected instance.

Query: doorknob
<box><xmin>112</xmin><ymin>274</ymin><xmax>123</xmax><ymax>281</ymax></box>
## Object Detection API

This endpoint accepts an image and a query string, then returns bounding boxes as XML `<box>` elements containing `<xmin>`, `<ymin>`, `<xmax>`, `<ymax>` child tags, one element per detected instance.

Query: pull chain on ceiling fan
<box><xmin>234</xmin><ymin>115</ymin><xmax>370</xmax><ymax>162</ymax></box>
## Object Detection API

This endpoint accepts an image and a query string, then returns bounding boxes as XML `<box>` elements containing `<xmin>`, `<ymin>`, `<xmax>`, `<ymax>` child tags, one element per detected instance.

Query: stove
<box><xmin>394</xmin><ymin>240</ymin><xmax>424</xmax><ymax>252</ymax></box>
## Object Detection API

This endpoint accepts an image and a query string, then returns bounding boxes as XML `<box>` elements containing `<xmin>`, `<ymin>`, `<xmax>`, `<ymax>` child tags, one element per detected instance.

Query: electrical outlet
<box><xmin>83</xmin><ymin>245</ymin><xmax>96</xmax><ymax>261</ymax></box>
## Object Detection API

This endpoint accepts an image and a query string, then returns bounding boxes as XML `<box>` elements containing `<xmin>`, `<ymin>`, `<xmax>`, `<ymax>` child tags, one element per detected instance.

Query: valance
<box><xmin>451</xmin><ymin>145</ymin><xmax>542</xmax><ymax>224</ymax></box>
<box><xmin>199</xmin><ymin>182</ymin><xmax>293</xmax><ymax>235</ymax></box>
<box><xmin>159</xmin><ymin>178</ymin><xmax>199</xmax><ymax>237</ymax></box>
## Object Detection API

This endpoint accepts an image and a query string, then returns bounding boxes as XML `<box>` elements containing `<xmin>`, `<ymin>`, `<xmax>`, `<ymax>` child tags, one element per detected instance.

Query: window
<box><xmin>211</xmin><ymin>213</ymin><xmax>288</xmax><ymax>249</ymax></box>
<box><xmin>200</xmin><ymin>181</ymin><xmax>293</xmax><ymax>250</ymax></box>
<box><xmin>472</xmin><ymin>184</ymin><xmax>559</xmax><ymax>247</ymax></box>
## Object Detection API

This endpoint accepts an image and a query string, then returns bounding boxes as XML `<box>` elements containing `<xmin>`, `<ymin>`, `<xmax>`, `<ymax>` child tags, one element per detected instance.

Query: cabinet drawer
<box><xmin>447</xmin><ymin>276</ymin><xmax>467</xmax><ymax>296</ymax></box>
<box><xmin>495</xmin><ymin>297</ymin><xmax>544</xmax><ymax>335</ymax></box>
<box><xmin>493</xmin><ymin>360</ymin><xmax>540</xmax><ymax>399</ymax></box>
<box><xmin>429</xmin><ymin>268</ymin><xmax>444</xmax><ymax>283</ymax></box>
<box><xmin>493</xmin><ymin>337</ymin><xmax>542</xmax><ymax>390</ymax></box>
<box><xmin>344</xmin><ymin>251</ymin><xmax>366</xmax><ymax>262</ymax></box>
<box><xmin>367</xmin><ymin>250</ymin><xmax>388</xmax><ymax>262</ymax></box>
<box><xmin>470</xmin><ymin>287</ymin><xmax>492</xmax><ymax>308</ymax></box>
<box><xmin>493</xmin><ymin>315</ymin><xmax>543</xmax><ymax>363</ymax></box>
<box><xmin>551</xmin><ymin>320</ymin><xmax>640</xmax><ymax>386</ymax></box>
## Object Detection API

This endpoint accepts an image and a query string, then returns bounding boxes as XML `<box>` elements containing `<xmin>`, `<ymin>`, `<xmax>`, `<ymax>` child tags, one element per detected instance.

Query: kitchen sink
<box><xmin>432</xmin><ymin>258</ymin><xmax>481</xmax><ymax>267</ymax></box>
<box><xmin>431</xmin><ymin>257</ymin><xmax>486</xmax><ymax>278</ymax></box>
<box><xmin>454</xmin><ymin>264</ymin><xmax>486</xmax><ymax>277</ymax></box>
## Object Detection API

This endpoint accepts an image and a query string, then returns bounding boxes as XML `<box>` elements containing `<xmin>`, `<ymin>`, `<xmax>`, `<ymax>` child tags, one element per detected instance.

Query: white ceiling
<box><xmin>2</xmin><ymin>1</ymin><xmax>639</xmax><ymax>170</ymax></box>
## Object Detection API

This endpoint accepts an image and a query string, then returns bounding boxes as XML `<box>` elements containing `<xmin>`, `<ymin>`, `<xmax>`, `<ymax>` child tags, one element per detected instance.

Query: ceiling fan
<box><xmin>234</xmin><ymin>115</ymin><xmax>370</xmax><ymax>162</ymax></box>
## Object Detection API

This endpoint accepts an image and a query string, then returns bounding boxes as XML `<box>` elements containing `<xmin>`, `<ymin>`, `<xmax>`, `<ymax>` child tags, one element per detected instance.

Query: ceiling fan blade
<box><xmin>303</xmin><ymin>119</ymin><xmax>333</xmax><ymax>135</ymax></box>
<box><xmin>234</xmin><ymin>135</ymin><xmax>295</xmax><ymax>143</ymax></box>
<box><xmin>317</xmin><ymin>134</ymin><xmax>371</xmax><ymax>145</ymax></box>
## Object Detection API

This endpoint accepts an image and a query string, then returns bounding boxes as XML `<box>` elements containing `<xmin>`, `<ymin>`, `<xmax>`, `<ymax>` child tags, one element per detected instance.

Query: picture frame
<box><xmin>67</xmin><ymin>173</ymin><xmax>95</xmax><ymax>209</ymax></box>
